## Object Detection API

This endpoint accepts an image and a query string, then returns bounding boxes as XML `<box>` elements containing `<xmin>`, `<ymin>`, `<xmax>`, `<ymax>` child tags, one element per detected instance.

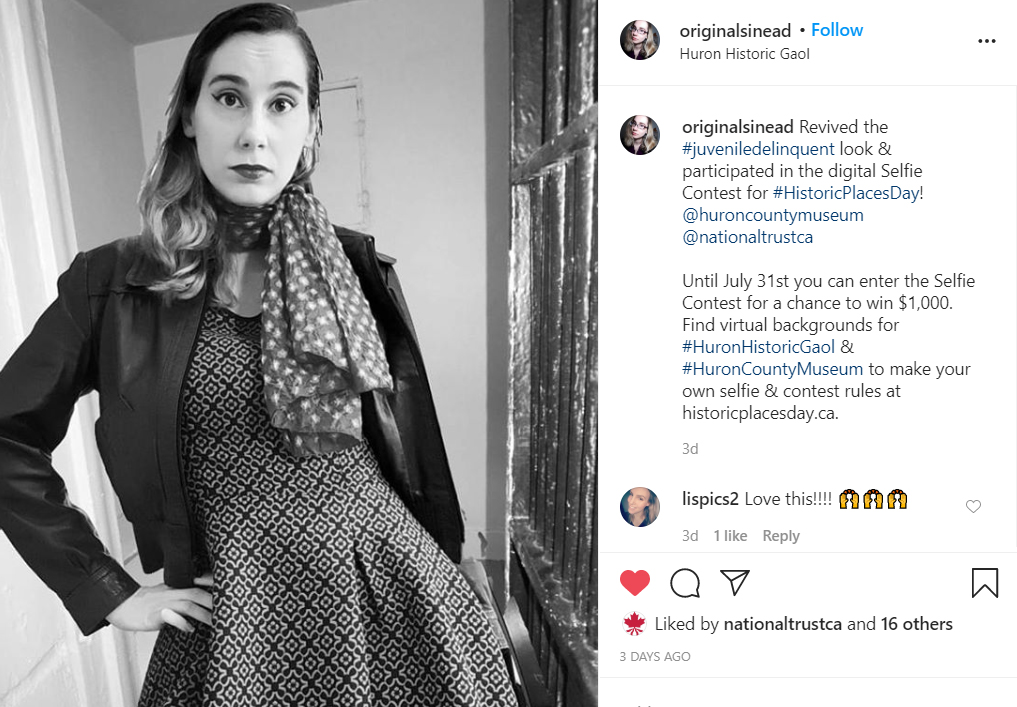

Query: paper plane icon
<box><xmin>721</xmin><ymin>570</ymin><xmax>750</xmax><ymax>596</ymax></box>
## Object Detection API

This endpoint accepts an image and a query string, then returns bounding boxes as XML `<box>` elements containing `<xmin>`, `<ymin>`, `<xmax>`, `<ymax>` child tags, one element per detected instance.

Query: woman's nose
<box><xmin>238</xmin><ymin>110</ymin><xmax>267</xmax><ymax>149</ymax></box>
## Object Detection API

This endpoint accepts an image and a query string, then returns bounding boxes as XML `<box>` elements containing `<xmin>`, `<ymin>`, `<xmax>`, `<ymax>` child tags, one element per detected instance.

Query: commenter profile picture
<box><xmin>620</xmin><ymin>487</ymin><xmax>660</xmax><ymax>527</ymax></box>
<box><xmin>620</xmin><ymin>20</ymin><xmax>659</xmax><ymax>60</ymax></box>
<box><xmin>621</xmin><ymin>115</ymin><xmax>659</xmax><ymax>155</ymax></box>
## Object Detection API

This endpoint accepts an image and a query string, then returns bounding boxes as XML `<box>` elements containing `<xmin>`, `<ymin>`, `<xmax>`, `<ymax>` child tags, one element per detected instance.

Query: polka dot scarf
<box><xmin>216</xmin><ymin>183</ymin><xmax>394</xmax><ymax>457</ymax></box>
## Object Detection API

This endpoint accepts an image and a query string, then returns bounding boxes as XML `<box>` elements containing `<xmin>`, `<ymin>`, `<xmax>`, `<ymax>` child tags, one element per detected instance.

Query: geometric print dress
<box><xmin>138</xmin><ymin>305</ymin><xmax>517</xmax><ymax>706</ymax></box>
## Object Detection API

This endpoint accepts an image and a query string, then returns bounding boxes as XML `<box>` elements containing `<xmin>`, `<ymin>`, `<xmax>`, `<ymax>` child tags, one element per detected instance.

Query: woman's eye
<box><xmin>271</xmin><ymin>97</ymin><xmax>296</xmax><ymax>113</ymax></box>
<box><xmin>215</xmin><ymin>92</ymin><xmax>242</xmax><ymax>108</ymax></box>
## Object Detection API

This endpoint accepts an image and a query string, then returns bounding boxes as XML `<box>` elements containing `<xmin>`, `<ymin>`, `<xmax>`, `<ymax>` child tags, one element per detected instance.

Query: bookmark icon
<box><xmin>971</xmin><ymin>568</ymin><xmax>999</xmax><ymax>598</ymax></box>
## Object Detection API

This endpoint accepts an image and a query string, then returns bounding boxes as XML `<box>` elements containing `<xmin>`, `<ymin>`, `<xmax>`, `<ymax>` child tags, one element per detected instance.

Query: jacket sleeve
<box><xmin>0</xmin><ymin>252</ymin><xmax>139</xmax><ymax>635</ymax></box>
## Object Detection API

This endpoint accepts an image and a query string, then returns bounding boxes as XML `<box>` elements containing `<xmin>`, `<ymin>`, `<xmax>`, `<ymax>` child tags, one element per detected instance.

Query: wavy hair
<box><xmin>621</xmin><ymin>21</ymin><xmax>657</xmax><ymax>59</ymax></box>
<box><xmin>137</xmin><ymin>3</ymin><xmax>323</xmax><ymax>304</ymax></box>
<box><xmin>620</xmin><ymin>116</ymin><xmax>658</xmax><ymax>154</ymax></box>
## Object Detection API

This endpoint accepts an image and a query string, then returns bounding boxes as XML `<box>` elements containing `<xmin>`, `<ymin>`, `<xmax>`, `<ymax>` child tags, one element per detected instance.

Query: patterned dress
<box><xmin>138</xmin><ymin>305</ymin><xmax>516</xmax><ymax>706</ymax></box>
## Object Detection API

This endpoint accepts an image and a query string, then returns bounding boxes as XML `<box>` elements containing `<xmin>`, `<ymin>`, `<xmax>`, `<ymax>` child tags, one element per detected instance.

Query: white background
<box><xmin>600</xmin><ymin>1</ymin><xmax>1017</xmax><ymax>702</ymax></box>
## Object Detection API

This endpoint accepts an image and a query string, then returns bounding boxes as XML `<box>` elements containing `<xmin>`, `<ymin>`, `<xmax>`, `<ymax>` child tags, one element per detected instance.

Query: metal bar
<box><xmin>512</xmin><ymin>105</ymin><xmax>597</xmax><ymax>183</ymax></box>
<box><xmin>586</xmin><ymin>245</ymin><xmax>599</xmax><ymax>641</ymax></box>
<box><xmin>509</xmin><ymin>2</ymin><xmax>598</xmax><ymax>703</ymax></box>
<box><xmin>509</xmin><ymin>183</ymin><xmax>534</xmax><ymax>522</ymax></box>
<box><xmin>573</xmin><ymin>165</ymin><xmax>598</xmax><ymax>631</ymax></box>
<box><xmin>539</xmin><ymin>611</ymin><xmax>550</xmax><ymax>689</ymax></box>
<box><xmin>527</xmin><ymin>178</ymin><xmax>546</xmax><ymax>523</ymax></box>
<box><xmin>511</xmin><ymin>528</ymin><xmax>598</xmax><ymax>705</ymax></box>
<box><xmin>503</xmin><ymin>599</ymin><xmax>555</xmax><ymax>707</ymax></box>
<box><xmin>546</xmin><ymin>641</ymin><xmax>559</xmax><ymax>703</ymax></box>
<box><xmin>542</xmin><ymin>0</ymin><xmax>567</xmax><ymax>139</ymax></box>
<box><xmin>511</xmin><ymin>0</ymin><xmax>546</xmax><ymax>166</ymax></box>
<box><xmin>587</xmin><ymin>490</ymin><xmax>598</xmax><ymax>646</ymax></box>
<box><xmin>561</xmin><ymin>145</ymin><xmax>594</xmax><ymax>599</ymax></box>
<box><xmin>541</xmin><ymin>165</ymin><xmax>567</xmax><ymax>554</ymax></box>
<box><xmin>567</xmin><ymin>0</ymin><xmax>596</xmax><ymax>123</ymax></box>
<box><xmin>552</xmin><ymin>157</ymin><xmax>576</xmax><ymax>580</ymax></box>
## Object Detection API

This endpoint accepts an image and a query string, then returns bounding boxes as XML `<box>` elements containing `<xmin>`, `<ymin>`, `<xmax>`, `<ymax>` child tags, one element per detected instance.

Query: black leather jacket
<box><xmin>0</xmin><ymin>228</ymin><xmax>464</xmax><ymax>636</ymax></box>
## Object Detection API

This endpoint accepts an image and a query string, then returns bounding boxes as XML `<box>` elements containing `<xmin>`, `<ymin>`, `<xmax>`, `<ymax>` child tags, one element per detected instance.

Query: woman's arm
<box><xmin>0</xmin><ymin>252</ymin><xmax>139</xmax><ymax>635</ymax></box>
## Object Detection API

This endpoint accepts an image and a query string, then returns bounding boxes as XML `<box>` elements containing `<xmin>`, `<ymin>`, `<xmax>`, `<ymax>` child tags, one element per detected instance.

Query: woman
<box><xmin>0</xmin><ymin>4</ymin><xmax>516</xmax><ymax>705</ymax></box>
<box><xmin>621</xmin><ymin>20</ymin><xmax>657</xmax><ymax>60</ymax></box>
<box><xmin>621</xmin><ymin>487</ymin><xmax>660</xmax><ymax>527</ymax></box>
<box><xmin>622</xmin><ymin>115</ymin><xmax>658</xmax><ymax>155</ymax></box>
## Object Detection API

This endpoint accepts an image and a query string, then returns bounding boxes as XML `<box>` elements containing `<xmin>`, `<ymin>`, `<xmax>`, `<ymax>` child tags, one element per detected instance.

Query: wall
<box><xmin>41</xmin><ymin>0</ymin><xmax>147</xmax><ymax>252</ymax></box>
<box><xmin>1</xmin><ymin>2</ymin><xmax>136</xmax><ymax>704</ymax></box>
<box><xmin>134</xmin><ymin>0</ymin><xmax>506</xmax><ymax>559</ymax></box>
<box><xmin>484</xmin><ymin>0</ymin><xmax>511</xmax><ymax>560</ymax></box>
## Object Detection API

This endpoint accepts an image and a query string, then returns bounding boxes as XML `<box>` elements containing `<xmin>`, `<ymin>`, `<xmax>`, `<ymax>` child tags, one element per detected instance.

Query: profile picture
<box><xmin>620</xmin><ymin>115</ymin><xmax>659</xmax><ymax>155</ymax></box>
<box><xmin>620</xmin><ymin>487</ymin><xmax>660</xmax><ymax>527</ymax></box>
<box><xmin>620</xmin><ymin>20</ymin><xmax>659</xmax><ymax>60</ymax></box>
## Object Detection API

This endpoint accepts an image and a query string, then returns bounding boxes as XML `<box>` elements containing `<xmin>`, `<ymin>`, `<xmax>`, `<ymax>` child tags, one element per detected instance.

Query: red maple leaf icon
<box><xmin>624</xmin><ymin>612</ymin><xmax>646</xmax><ymax>636</ymax></box>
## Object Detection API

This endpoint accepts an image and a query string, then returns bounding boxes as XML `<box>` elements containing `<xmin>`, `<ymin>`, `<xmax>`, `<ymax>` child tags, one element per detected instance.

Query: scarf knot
<box><xmin>214</xmin><ymin>195</ymin><xmax>273</xmax><ymax>251</ymax></box>
<box><xmin>217</xmin><ymin>183</ymin><xmax>393</xmax><ymax>457</ymax></box>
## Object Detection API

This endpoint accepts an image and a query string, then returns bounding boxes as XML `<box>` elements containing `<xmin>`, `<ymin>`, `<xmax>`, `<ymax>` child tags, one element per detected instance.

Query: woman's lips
<box><xmin>231</xmin><ymin>165</ymin><xmax>271</xmax><ymax>180</ymax></box>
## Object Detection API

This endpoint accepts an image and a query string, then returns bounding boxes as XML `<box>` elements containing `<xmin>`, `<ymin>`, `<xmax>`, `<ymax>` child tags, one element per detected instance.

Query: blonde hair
<box><xmin>136</xmin><ymin>4</ymin><xmax>322</xmax><ymax>305</ymax></box>
<box><xmin>645</xmin><ymin>492</ymin><xmax>660</xmax><ymax>524</ymax></box>
<box><xmin>622</xmin><ymin>21</ymin><xmax>657</xmax><ymax>58</ymax></box>
<box><xmin>620</xmin><ymin>116</ymin><xmax>658</xmax><ymax>153</ymax></box>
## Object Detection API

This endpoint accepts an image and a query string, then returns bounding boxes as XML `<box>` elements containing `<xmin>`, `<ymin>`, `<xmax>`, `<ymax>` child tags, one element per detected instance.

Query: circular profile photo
<box><xmin>620</xmin><ymin>487</ymin><xmax>660</xmax><ymax>527</ymax></box>
<box><xmin>620</xmin><ymin>20</ymin><xmax>659</xmax><ymax>60</ymax></box>
<box><xmin>621</xmin><ymin>115</ymin><xmax>659</xmax><ymax>155</ymax></box>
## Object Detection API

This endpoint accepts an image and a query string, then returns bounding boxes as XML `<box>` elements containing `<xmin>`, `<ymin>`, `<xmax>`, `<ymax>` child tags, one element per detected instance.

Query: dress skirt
<box><xmin>138</xmin><ymin>306</ymin><xmax>516</xmax><ymax>706</ymax></box>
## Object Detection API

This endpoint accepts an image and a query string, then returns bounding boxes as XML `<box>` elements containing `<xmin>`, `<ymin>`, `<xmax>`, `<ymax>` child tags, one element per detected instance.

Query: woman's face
<box><xmin>184</xmin><ymin>32</ymin><xmax>316</xmax><ymax>206</ymax></box>
<box><xmin>627</xmin><ymin>488</ymin><xmax>652</xmax><ymax>515</ymax></box>
<box><xmin>630</xmin><ymin>21</ymin><xmax>649</xmax><ymax>46</ymax></box>
<box><xmin>630</xmin><ymin>116</ymin><xmax>649</xmax><ymax>140</ymax></box>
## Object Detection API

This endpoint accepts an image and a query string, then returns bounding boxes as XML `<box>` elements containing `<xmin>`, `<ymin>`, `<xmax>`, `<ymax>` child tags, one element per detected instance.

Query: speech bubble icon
<box><xmin>670</xmin><ymin>568</ymin><xmax>701</xmax><ymax>598</ymax></box>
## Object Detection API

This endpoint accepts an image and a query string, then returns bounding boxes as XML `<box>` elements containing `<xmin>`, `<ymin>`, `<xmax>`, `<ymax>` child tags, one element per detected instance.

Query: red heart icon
<box><xmin>620</xmin><ymin>570</ymin><xmax>650</xmax><ymax>596</ymax></box>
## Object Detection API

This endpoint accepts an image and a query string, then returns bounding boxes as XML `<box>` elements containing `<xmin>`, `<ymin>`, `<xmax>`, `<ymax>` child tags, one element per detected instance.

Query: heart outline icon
<box><xmin>620</xmin><ymin>569</ymin><xmax>651</xmax><ymax>596</ymax></box>
<box><xmin>966</xmin><ymin>500</ymin><xmax>981</xmax><ymax>513</ymax></box>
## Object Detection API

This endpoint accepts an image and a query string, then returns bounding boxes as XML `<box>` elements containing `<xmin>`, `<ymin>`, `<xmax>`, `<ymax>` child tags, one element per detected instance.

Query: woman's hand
<box><xmin>106</xmin><ymin>572</ymin><xmax>214</xmax><ymax>633</ymax></box>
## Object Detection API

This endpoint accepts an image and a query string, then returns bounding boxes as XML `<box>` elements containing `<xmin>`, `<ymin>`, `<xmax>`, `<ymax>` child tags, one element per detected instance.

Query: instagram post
<box><xmin>601</xmin><ymin>1</ymin><xmax>1017</xmax><ymax>704</ymax></box>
